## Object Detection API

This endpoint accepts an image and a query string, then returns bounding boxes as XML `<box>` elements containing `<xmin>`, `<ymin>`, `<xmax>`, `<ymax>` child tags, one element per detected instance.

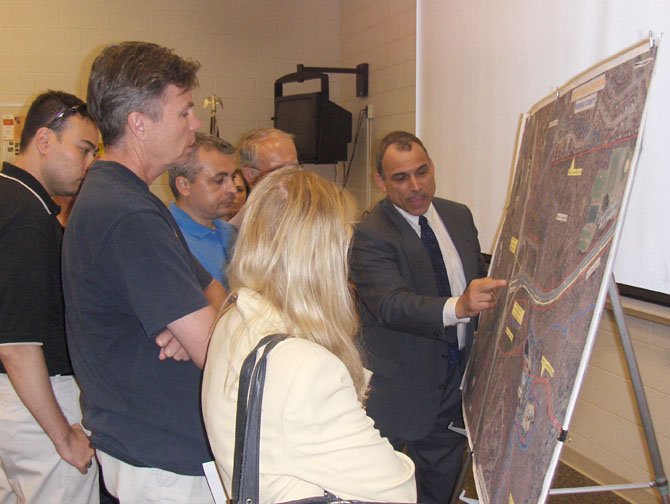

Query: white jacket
<box><xmin>202</xmin><ymin>288</ymin><xmax>417</xmax><ymax>503</ymax></box>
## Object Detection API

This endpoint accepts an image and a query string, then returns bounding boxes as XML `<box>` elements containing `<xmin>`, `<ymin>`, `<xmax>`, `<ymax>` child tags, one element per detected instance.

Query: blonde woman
<box><xmin>202</xmin><ymin>168</ymin><xmax>416</xmax><ymax>503</ymax></box>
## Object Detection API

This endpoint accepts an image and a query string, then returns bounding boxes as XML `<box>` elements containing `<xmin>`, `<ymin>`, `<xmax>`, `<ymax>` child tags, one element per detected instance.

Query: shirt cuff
<box><xmin>363</xmin><ymin>367</ymin><xmax>373</xmax><ymax>388</ymax></box>
<box><xmin>443</xmin><ymin>296</ymin><xmax>471</xmax><ymax>327</ymax></box>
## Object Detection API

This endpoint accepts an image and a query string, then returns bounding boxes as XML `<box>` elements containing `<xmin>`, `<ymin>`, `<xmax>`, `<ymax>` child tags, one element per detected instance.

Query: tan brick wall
<box><xmin>563</xmin><ymin>304</ymin><xmax>670</xmax><ymax>503</ymax></box>
<box><xmin>0</xmin><ymin>0</ymin><xmax>341</xmax><ymax>203</ymax></box>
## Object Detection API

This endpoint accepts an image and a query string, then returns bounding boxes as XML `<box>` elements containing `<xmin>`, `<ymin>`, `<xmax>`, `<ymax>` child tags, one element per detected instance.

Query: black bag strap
<box><xmin>231</xmin><ymin>333</ymin><xmax>290</xmax><ymax>504</ymax></box>
<box><xmin>229</xmin><ymin>334</ymin><xmax>414</xmax><ymax>504</ymax></box>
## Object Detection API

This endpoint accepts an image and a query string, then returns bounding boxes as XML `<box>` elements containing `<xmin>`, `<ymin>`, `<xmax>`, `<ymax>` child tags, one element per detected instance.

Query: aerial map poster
<box><xmin>461</xmin><ymin>39</ymin><xmax>659</xmax><ymax>503</ymax></box>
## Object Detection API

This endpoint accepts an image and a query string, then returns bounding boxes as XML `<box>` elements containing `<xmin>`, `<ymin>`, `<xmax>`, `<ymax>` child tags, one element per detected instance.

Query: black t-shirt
<box><xmin>0</xmin><ymin>162</ymin><xmax>73</xmax><ymax>376</ymax></box>
<box><xmin>62</xmin><ymin>160</ymin><xmax>213</xmax><ymax>476</ymax></box>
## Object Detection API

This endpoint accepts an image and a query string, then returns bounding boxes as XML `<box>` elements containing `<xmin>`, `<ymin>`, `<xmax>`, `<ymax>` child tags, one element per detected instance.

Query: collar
<box><xmin>392</xmin><ymin>201</ymin><xmax>436</xmax><ymax>235</ymax></box>
<box><xmin>1</xmin><ymin>162</ymin><xmax>60</xmax><ymax>216</ymax></box>
<box><xmin>91</xmin><ymin>160</ymin><xmax>150</xmax><ymax>190</ymax></box>
<box><xmin>169</xmin><ymin>202</ymin><xmax>221</xmax><ymax>239</ymax></box>
<box><xmin>235</xmin><ymin>287</ymin><xmax>288</xmax><ymax>334</ymax></box>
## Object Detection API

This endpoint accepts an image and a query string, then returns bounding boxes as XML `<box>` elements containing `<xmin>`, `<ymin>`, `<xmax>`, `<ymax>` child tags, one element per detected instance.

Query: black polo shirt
<box><xmin>0</xmin><ymin>162</ymin><xmax>73</xmax><ymax>376</ymax></box>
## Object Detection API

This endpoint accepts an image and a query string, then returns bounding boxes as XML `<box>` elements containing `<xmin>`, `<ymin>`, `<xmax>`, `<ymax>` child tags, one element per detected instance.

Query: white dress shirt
<box><xmin>394</xmin><ymin>203</ymin><xmax>471</xmax><ymax>348</ymax></box>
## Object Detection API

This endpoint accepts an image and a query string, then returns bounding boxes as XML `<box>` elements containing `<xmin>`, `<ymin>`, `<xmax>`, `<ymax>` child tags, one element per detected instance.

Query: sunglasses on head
<box><xmin>45</xmin><ymin>103</ymin><xmax>87</xmax><ymax>130</ymax></box>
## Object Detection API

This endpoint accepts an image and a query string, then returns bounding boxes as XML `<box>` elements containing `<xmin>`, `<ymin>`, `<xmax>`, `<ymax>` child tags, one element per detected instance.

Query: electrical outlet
<box><xmin>367</xmin><ymin>103</ymin><xmax>374</xmax><ymax>119</ymax></box>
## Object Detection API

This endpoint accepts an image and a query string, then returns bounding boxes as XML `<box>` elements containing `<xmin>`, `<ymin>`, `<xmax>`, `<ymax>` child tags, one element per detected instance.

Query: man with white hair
<box><xmin>237</xmin><ymin>127</ymin><xmax>298</xmax><ymax>188</ymax></box>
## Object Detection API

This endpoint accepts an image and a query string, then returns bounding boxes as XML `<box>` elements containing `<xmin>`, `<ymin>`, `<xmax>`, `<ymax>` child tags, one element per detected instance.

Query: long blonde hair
<box><xmin>220</xmin><ymin>168</ymin><xmax>366</xmax><ymax>401</ymax></box>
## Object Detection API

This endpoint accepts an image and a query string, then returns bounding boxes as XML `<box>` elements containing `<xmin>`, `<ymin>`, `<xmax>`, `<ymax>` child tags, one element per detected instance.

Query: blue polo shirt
<box><xmin>169</xmin><ymin>203</ymin><xmax>237</xmax><ymax>288</ymax></box>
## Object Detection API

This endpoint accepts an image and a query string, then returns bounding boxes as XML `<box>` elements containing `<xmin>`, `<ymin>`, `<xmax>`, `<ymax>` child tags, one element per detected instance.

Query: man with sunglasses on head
<box><xmin>0</xmin><ymin>91</ymin><xmax>100</xmax><ymax>503</ymax></box>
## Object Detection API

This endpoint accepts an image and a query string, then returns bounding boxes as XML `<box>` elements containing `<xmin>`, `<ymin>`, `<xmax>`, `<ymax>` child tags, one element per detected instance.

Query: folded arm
<box><xmin>164</xmin><ymin>305</ymin><xmax>217</xmax><ymax>369</ymax></box>
<box><xmin>156</xmin><ymin>278</ymin><xmax>222</xmax><ymax>364</ymax></box>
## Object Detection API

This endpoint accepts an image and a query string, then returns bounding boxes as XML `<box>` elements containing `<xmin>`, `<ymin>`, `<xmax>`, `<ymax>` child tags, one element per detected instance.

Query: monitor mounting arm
<box><xmin>274</xmin><ymin>63</ymin><xmax>369</xmax><ymax>100</ymax></box>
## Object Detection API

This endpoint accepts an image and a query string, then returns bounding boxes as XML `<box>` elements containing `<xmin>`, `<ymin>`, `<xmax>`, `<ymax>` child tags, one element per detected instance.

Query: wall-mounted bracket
<box><xmin>274</xmin><ymin>71</ymin><xmax>330</xmax><ymax>100</ymax></box>
<box><xmin>295</xmin><ymin>63</ymin><xmax>369</xmax><ymax>97</ymax></box>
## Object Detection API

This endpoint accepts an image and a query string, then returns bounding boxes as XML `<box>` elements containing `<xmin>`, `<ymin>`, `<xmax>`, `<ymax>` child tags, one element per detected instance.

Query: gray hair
<box><xmin>236</xmin><ymin>128</ymin><xmax>294</xmax><ymax>169</ymax></box>
<box><xmin>87</xmin><ymin>41</ymin><xmax>200</xmax><ymax>147</ymax></box>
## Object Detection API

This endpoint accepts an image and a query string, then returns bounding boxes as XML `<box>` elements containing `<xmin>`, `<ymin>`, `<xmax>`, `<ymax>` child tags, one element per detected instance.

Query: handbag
<box><xmin>230</xmin><ymin>334</ymin><xmax>416</xmax><ymax>504</ymax></box>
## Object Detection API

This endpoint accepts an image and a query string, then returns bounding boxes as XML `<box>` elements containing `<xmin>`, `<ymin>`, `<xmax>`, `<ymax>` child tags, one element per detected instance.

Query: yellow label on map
<box><xmin>541</xmin><ymin>355</ymin><xmax>555</xmax><ymax>378</ymax></box>
<box><xmin>512</xmin><ymin>301</ymin><xmax>525</xmax><ymax>325</ymax></box>
<box><xmin>571</xmin><ymin>74</ymin><xmax>606</xmax><ymax>102</ymax></box>
<box><xmin>506</xmin><ymin>327</ymin><xmax>514</xmax><ymax>342</ymax></box>
<box><xmin>567</xmin><ymin>158</ymin><xmax>582</xmax><ymax>176</ymax></box>
<box><xmin>509</xmin><ymin>236</ymin><xmax>519</xmax><ymax>254</ymax></box>
<box><xmin>509</xmin><ymin>494</ymin><xmax>515</xmax><ymax>504</ymax></box>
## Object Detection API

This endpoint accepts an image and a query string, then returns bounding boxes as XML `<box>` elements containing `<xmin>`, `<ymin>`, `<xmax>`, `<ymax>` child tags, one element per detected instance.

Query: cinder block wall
<box><xmin>0</xmin><ymin>0</ymin><xmax>342</xmax><ymax>203</ymax></box>
<box><xmin>0</xmin><ymin>0</ymin><xmax>416</xmax><ymax>208</ymax></box>
<box><xmin>336</xmin><ymin>0</ymin><xmax>416</xmax><ymax>209</ymax></box>
<box><xmin>563</xmin><ymin>303</ymin><xmax>670</xmax><ymax>503</ymax></box>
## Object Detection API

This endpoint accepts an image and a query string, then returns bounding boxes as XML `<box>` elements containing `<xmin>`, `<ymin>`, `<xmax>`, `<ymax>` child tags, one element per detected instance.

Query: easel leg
<box><xmin>608</xmin><ymin>275</ymin><xmax>669</xmax><ymax>503</ymax></box>
<box><xmin>448</xmin><ymin>446</ymin><xmax>472</xmax><ymax>504</ymax></box>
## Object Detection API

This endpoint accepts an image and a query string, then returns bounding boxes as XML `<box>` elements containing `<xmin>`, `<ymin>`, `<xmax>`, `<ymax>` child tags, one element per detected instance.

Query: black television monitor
<box><xmin>274</xmin><ymin>92</ymin><xmax>352</xmax><ymax>164</ymax></box>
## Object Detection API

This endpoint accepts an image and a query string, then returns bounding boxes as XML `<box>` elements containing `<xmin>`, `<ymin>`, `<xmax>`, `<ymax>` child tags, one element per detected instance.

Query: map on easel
<box><xmin>461</xmin><ymin>39</ymin><xmax>659</xmax><ymax>503</ymax></box>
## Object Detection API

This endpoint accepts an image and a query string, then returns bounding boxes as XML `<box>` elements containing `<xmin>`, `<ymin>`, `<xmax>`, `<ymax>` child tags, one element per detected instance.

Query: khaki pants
<box><xmin>97</xmin><ymin>451</ymin><xmax>214</xmax><ymax>504</ymax></box>
<box><xmin>0</xmin><ymin>374</ymin><xmax>99</xmax><ymax>504</ymax></box>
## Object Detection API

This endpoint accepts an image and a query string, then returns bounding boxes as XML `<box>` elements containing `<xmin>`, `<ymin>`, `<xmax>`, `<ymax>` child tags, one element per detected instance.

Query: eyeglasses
<box><xmin>45</xmin><ymin>103</ymin><xmax>87</xmax><ymax>130</ymax></box>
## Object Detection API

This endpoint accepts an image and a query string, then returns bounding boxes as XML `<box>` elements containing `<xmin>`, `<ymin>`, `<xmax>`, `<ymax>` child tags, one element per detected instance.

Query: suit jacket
<box><xmin>351</xmin><ymin>197</ymin><xmax>487</xmax><ymax>441</ymax></box>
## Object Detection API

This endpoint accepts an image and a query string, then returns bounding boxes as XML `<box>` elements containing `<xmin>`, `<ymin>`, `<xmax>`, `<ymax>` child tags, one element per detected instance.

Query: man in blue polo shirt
<box><xmin>168</xmin><ymin>133</ymin><xmax>237</xmax><ymax>289</ymax></box>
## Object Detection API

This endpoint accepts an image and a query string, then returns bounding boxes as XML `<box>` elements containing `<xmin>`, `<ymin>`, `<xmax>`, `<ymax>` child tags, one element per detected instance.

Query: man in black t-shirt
<box><xmin>0</xmin><ymin>91</ymin><xmax>100</xmax><ymax>503</ymax></box>
<box><xmin>62</xmin><ymin>42</ymin><xmax>224</xmax><ymax>504</ymax></box>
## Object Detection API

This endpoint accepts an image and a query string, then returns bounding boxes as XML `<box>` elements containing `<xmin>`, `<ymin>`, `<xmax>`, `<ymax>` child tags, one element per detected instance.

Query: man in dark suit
<box><xmin>351</xmin><ymin>131</ymin><xmax>506</xmax><ymax>503</ymax></box>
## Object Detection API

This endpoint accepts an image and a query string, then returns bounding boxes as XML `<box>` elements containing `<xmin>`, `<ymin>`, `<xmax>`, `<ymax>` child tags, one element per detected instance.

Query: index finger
<box><xmin>490</xmin><ymin>278</ymin><xmax>508</xmax><ymax>289</ymax></box>
<box><xmin>480</xmin><ymin>277</ymin><xmax>507</xmax><ymax>291</ymax></box>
